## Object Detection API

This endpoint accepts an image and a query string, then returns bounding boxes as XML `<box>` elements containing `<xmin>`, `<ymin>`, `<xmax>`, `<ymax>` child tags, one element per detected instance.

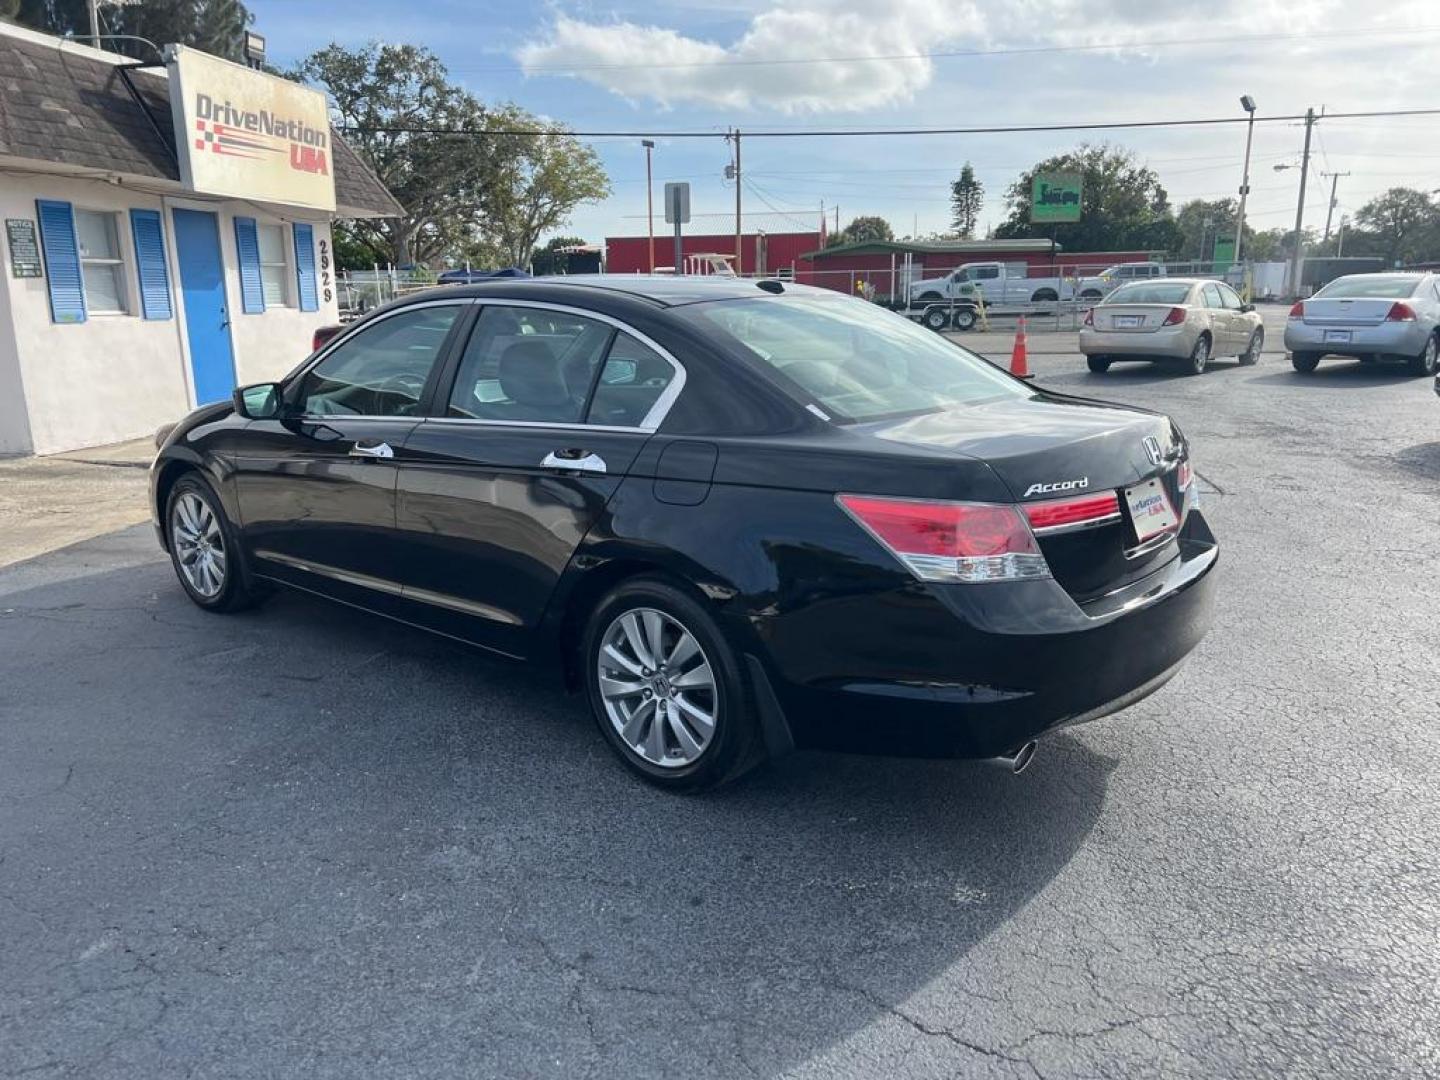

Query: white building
<box><xmin>0</xmin><ymin>22</ymin><xmax>401</xmax><ymax>456</ymax></box>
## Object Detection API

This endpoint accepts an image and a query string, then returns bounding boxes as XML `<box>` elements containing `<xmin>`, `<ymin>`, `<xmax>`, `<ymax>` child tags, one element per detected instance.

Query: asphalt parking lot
<box><xmin>3</xmin><ymin>344</ymin><xmax>1438</xmax><ymax>1078</ymax></box>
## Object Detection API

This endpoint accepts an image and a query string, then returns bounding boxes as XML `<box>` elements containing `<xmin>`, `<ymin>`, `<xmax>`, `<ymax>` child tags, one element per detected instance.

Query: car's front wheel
<box><xmin>1291</xmin><ymin>351</ymin><xmax>1321</xmax><ymax>373</ymax></box>
<box><xmin>583</xmin><ymin>577</ymin><xmax>760</xmax><ymax>792</ymax></box>
<box><xmin>1239</xmin><ymin>328</ymin><xmax>1263</xmax><ymax>366</ymax></box>
<box><xmin>165</xmin><ymin>474</ymin><xmax>258</xmax><ymax>613</ymax></box>
<box><xmin>1407</xmin><ymin>333</ymin><xmax>1439</xmax><ymax>376</ymax></box>
<box><xmin>1086</xmin><ymin>354</ymin><xmax>1111</xmax><ymax>373</ymax></box>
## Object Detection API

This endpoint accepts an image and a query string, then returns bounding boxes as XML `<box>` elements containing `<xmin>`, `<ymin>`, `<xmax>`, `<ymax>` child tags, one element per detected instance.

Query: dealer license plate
<box><xmin>1124</xmin><ymin>478</ymin><xmax>1178</xmax><ymax>543</ymax></box>
<box><xmin>1113</xmin><ymin>315</ymin><xmax>1143</xmax><ymax>328</ymax></box>
<box><xmin>1324</xmin><ymin>329</ymin><xmax>1352</xmax><ymax>343</ymax></box>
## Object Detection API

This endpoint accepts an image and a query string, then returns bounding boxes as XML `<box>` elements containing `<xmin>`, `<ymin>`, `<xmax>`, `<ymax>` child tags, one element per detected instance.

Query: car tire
<box><xmin>1080</xmin><ymin>289</ymin><xmax>1103</xmax><ymax>301</ymax></box>
<box><xmin>1086</xmin><ymin>354</ymin><xmax>1112</xmax><ymax>373</ymax></box>
<box><xmin>165</xmin><ymin>473</ymin><xmax>259</xmax><ymax>613</ymax></box>
<box><xmin>1406</xmin><ymin>334</ymin><xmax>1439</xmax><ymax>376</ymax></box>
<box><xmin>1238</xmin><ymin>328</ymin><xmax>1263</xmax><ymax>366</ymax></box>
<box><xmin>583</xmin><ymin>576</ymin><xmax>761</xmax><ymax>792</ymax></box>
<box><xmin>1186</xmin><ymin>334</ymin><xmax>1210</xmax><ymax>376</ymax></box>
<box><xmin>921</xmin><ymin>307</ymin><xmax>950</xmax><ymax>332</ymax></box>
<box><xmin>1291</xmin><ymin>351</ymin><xmax>1321</xmax><ymax>373</ymax></box>
<box><xmin>1031</xmin><ymin>288</ymin><xmax>1059</xmax><ymax>303</ymax></box>
<box><xmin>951</xmin><ymin>307</ymin><xmax>977</xmax><ymax>331</ymax></box>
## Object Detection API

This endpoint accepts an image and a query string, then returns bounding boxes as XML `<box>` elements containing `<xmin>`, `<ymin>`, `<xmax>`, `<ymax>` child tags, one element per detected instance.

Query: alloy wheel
<box><xmin>597</xmin><ymin>607</ymin><xmax>718</xmax><ymax>768</ymax></box>
<box><xmin>1190</xmin><ymin>336</ymin><xmax>1209</xmax><ymax>375</ymax></box>
<box><xmin>171</xmin><ymin>492</ymin><xmax>227</xmax><ymax>598</ymax></box>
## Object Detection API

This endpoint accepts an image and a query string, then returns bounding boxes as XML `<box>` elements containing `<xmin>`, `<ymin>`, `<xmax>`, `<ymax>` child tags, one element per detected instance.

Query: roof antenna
<box><xmin>756</xmin><ymin>279</ymin><xmax>784</xmax><ymax>295</ymax></box>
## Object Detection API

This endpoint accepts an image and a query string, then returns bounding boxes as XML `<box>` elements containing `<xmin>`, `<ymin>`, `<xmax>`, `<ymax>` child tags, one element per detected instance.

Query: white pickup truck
<box><xmin>908</xmin><ymin>261</ymin><xmax>1075</xmax><ymax>306</ymax></box>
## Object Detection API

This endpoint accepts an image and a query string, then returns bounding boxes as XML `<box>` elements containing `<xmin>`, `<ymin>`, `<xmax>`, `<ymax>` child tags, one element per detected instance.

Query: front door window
<box><xmin>294</xmin><ymin>305</ymin><xmax>462</xmax><ymax>417</ymax></box>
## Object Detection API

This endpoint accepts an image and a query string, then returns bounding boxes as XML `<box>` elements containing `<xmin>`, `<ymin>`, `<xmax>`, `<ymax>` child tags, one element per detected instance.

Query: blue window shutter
<box><xmin>233</xmin><ymin>216</ymin><xmax>265</xmax><ymax>313</ymax></box>
<box><xmin>36</xmin><ymin>200</ymin><xmax>86</xmax><ymax>324</ymax></box>
<box><xmin>293</xmin><ymin>222</ymin><xmax>318</xmax><ymax>312</ymax></box>
<box><xmin>128</xmin><ymin>209</ymin><xmax>173</xmax><ymax>320</ymax></box>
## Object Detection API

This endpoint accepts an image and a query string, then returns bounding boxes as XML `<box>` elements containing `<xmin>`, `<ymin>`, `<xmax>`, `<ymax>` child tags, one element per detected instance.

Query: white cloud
<box><xmin>516</xmin><ymin>1</ymin><xmax>984</xmax><ymax>114</ymax></box>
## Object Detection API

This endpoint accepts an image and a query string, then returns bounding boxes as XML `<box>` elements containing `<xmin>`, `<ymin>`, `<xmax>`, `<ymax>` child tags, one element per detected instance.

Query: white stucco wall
<box><xmin>0</xmin><ymin>172</ymin><xmax>339</xmax><ymax>456</ymax></box>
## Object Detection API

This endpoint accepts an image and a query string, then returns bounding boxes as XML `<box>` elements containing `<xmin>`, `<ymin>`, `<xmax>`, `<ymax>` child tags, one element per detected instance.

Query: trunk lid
<box><xmin>1298</xmin><ymin>298</ymin><xmax>1395</xmax><ymax>326</ymax></box>
<box><xmin>858</xmin><ymin>396</ymin><xmax>1187</xmax><ymax>601</ymax></box>
<box><xmin>1092</xmin><ymin>304</ymin><xmax>1185</xmax><ymax>332</ymax></box>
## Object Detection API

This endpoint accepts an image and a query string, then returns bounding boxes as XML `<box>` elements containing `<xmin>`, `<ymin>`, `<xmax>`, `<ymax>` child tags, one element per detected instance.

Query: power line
<box><xmin>479</xmin><ymin>25</ymin><xmax>1440</xmax><ymax>76</ymax></box>
<box><xmin>339</xmin><ymin>107</ymin><xmax>1440</xmax><ymax>140</ymax></box>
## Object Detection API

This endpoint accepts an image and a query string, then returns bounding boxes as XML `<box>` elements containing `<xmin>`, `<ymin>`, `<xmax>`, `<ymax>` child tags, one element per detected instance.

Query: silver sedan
<box><xmin>1079</xmin><ymin>278</ymin><xmax>1265</xmax><ymax>376</ymax></box>
<box><xmin>1284</xmin><ymin>272</ymin><xmax>1440</xmax><ymax>376</ymax></box>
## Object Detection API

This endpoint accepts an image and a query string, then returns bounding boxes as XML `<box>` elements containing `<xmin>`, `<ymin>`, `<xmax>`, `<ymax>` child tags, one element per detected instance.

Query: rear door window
<box><xmin>586</xmin><ymin>333</ymin><xmax>677</xmax><ymax>428</ymax></box>
<box><xmin>446</xmin><ymin>306</ymin><xmax>614</xmax><ymax>423</ymax></box>
<box><xmin>1202</xmin><ymin>284</ymin><xmax>1225</xmax><ymax>309</ymax></box>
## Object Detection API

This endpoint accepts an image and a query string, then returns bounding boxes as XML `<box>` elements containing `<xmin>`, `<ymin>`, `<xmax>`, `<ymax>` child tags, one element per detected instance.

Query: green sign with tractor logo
<box><xmin>1030</xmin><ymin>172</ymin><xmax>1083</xmax><ymax>224</ymax></box>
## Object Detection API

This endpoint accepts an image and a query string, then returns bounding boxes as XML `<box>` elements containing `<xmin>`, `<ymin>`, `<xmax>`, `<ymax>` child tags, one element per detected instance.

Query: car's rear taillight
<box><xmin>1083</xmin><ymin>308</ymin><xmax>1094</xmax><ymax>327</ymax></box>
<box><xmin>1162</xmin><ymin>307</ymin><xmax>1186</xmax><ymax>326</ymax></box>
<box><xmin>837</xmin><ymin>494</ymin><xmax>1049</xmax><ymax>583</ymax></box>
<box><xmin>312</xmin><ymin>324</ymin><xmax>343</xmax><ymax>352</ymax></box>
<box><xmin>1022</xmin><ymin>491</ymin><xmax>1121</xmax><ymax>534</ymax></box>
<box><xmin>1386</xmin><ymin>302</ymin><xmax>1416</xmax><ymax>322</ymax></box>
<box><xmin>1289</xmin><ymin>302</ymin><xmax>1305</xmax><ymax>319</ymax></box>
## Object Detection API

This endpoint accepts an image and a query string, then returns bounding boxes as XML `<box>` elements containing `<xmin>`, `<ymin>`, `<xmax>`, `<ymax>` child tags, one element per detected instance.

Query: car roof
<box><xmin>1110</xmin><ymin>277</ymin><xmax>1212</xmax><ymax>288</ymax></box>
<box><xmin>418</xmin><ymin>274</ymin><xmax>834</xmax><ymax>307</ymax></box>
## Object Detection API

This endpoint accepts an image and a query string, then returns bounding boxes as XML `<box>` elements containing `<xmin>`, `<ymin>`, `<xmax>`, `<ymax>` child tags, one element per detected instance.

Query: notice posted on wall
<box><xmin>6</xmin><ymin>219</ymin><xmax>42</xmax><ymax>278</ymax></box>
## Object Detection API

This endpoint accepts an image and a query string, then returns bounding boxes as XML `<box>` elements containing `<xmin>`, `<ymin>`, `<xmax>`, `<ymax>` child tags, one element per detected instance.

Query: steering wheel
<box><xmin>377</xmin><ymin>371</ymin><xmax>427</xmax><ymax>412</ymax></box>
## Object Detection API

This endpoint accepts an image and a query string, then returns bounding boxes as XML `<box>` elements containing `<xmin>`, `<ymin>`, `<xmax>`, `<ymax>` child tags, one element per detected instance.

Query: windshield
<box><xmin>686</xmin><ymin>294</ymin><xmax>1030</xmax><ymax>422</ymax></box>
<box><xmin>1106</xmin><ymin>282</ymin><xmax>1192</xmax><ymax>305</ymax></box>
<box><xmin>1315</xmin><ymin>275</ymin><xmax>1422</xmax><ymax>299</ymax></box>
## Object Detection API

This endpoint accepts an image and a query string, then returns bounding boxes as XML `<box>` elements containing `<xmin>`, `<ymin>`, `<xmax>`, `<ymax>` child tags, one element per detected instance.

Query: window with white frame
<box><xmin>75</xmin><ymin>210</ymin><xmax>128</xmax><ymax>314</ymax></box>
<box><xmin>256</xmin><ymin>222</ymin><xmax>291</xmax><ymax>307</ymax></box>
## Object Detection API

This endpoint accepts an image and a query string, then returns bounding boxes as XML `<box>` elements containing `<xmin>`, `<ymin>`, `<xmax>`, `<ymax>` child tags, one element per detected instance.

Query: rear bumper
<box><xmin>753</xmin><ymin>511</ymin><xmax>1218</xmax><ymax>760</ymax></box>
<box><xmin>1079</xmin><ymin>324</ymin><xmax>1196</xmax><ymax>359</ymax></box>
<box><xmin>1283</xmin><ymin>320</ymin><xmax>1429</xmax><ymax>356</ymax></box>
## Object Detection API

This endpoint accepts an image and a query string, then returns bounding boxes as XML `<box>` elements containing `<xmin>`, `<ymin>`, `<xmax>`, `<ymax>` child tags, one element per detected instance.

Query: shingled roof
<box><xmin>0</xmin><ymin>23</ymin><xmax>402</xmax><ymax>218</ymax></box>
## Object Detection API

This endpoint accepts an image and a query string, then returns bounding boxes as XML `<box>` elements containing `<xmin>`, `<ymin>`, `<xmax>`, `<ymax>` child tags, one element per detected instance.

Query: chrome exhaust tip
<box><xmin>985</xmin><ymin>740</ymin><xmax>1037</xmax><ymax>775</ymax></box>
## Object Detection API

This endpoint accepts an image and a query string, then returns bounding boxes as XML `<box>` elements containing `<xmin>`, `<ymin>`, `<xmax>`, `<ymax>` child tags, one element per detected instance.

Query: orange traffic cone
<box><xmin>1010</xmin><ymin>315</ymin><xmax>1033</xmax><ymax>379</ymax></box>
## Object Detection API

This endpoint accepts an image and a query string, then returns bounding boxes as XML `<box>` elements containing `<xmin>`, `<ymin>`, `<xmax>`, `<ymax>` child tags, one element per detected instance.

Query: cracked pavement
<box><xmin>2</xmin><ymin>346</ymin><xmax>1438</xmax><ymax>1078</ymax></box>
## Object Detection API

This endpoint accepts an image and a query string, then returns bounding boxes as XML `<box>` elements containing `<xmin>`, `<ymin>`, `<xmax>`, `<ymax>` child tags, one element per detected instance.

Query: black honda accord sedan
<box><xmin>151</xmin><ymin>277</ymin><xmax>1217</xmax><ymax>790</ymax></box>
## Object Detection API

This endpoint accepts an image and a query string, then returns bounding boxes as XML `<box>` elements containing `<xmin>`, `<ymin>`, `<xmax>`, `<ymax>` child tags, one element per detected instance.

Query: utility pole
<box><xmin>1319</xmin><ymin>170</ymin><xmax>1349</xmax><ymax>242</ymax></box>
<box><xmin>1287</xmin><ymin>107</ymin><xmax>1316</xmax><ymax>301</ymax></box>
<box><xmin>642</xmin><ymin>140</ymin><xmax>655</xmax><ymax>274</ymax></box>
<box><xmin>88</xmin><ymin>0</ymin><xmax>101</xmax><ymax>48</ymax></box>
<box><xmin>1234</xmin><ymin>95</ymin><xmax>1257</xmax><ymax>263</ymax></box>
<box><xmin>734</xmin><ymin>129</ymin><xmax>742</xmax><ymax>273</ymax></box>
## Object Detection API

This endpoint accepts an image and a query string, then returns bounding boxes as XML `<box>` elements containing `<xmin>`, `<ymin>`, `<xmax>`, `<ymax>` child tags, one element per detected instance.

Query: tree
<box><xmin>530</xmin><ymin>235</ymin><xmax>588</xmax><ymax>275</ymax></box>
<box><xmin>829</xmin><ymin>215</ymin><xmax>894</xmax><ymax>247</ymax></box>
<box><xmin>1354</xmin><ymin>187</ymin><xmax>1439</xmax><ymax>265</ymax></box>
<box><xmin>296</xmin><ymin>44</ymin><xmax>608</xmax><ymax>270</ymax></box>
<box><xmin>994</xmin><ymin>144</ymin><xmax>1180</xmax><ymax>254</ymax></box>
<box><xmin>480</xmin><ymin>112</ymin><xmax>609</xmax><ymax>269</ymax></box>
<box><xmin>4</xmin><ymin>0</ymin><xmax>253</xmax><ymax>62</ymax></box>
<box><xmin>950</xmin><ymin>163</ymin><xmax>983</xmax><ymax>239</ymax></box>
<box><xmin>1174</xmin><ymin>198</ymin><xmax>1244</xmax><ymax>262</ymax></box>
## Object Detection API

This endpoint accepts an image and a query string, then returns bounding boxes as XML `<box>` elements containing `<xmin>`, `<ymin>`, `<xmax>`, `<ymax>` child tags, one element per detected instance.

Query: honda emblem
<box><xmin>1142</xmin><ymin>436</ymin><xmax>1164</xmax><ymax>466</ymax></box>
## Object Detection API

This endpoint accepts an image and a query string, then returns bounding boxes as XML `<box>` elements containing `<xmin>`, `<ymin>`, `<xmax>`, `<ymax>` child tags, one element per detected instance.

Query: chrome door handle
<box><xmin>541</xmin><ymin>450</ymin><xmax>606</xmax><ymax>474</ymax></box>
<box><xmin>349</xmin><ymin>440</ymin><xmax>394</xmax><ymax>459</ymax></box>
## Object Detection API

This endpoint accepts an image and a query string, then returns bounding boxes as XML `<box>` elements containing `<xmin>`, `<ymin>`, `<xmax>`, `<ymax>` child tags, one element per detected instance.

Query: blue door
<box><xmin>172</xmin><ymin>209</ymin><xmax>237</xmax><ymax>405</ymax></box>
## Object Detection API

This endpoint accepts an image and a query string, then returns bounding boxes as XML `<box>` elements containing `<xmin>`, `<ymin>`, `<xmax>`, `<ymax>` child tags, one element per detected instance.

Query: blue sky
<box><xmin>249</xmin><ymin>0</ymin><xmax>1439</xmax><ymax>247</ymax></box>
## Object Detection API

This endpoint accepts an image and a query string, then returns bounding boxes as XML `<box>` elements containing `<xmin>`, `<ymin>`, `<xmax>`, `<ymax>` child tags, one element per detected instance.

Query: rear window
<box><xmin>685</xmin><ymin>294</ymin><xmax>1030</xmax><ymax>423</ymax></box>
<box><xmin>1106</xmin><ymin>283</ymin><xmax>1192</xmax><ymax>305</ymax></box>
<box><xmin>1314</xmin><ymin>275</ymin><xmax>1422</xmax><ymax>299</ymax></box>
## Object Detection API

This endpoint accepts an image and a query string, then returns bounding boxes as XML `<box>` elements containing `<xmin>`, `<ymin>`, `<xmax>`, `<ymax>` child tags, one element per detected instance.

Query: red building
<box><xmin>797</xmin><ymin>239</ymin><xmax>1159</xmax><ymax>299</ymax></box>
<box><xmin>605</xmin><ymin>231</ymin><xmax>821</xmax><ymax>276</ymax></box>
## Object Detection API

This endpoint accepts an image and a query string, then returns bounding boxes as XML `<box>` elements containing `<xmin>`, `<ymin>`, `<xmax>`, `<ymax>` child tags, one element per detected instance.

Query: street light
<box><xmin>1234</xmin><ymin>95</ymin><xmax>1257</xmax><ymax>267</ymax></box>
<box><xmin>642</xmin><ymin>140</ymin><xmax>656</xmax><ymax>274</ymax></box>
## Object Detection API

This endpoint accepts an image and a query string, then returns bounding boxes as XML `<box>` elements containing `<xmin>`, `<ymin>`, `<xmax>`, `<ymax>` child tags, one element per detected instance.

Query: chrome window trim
<box><xmin>284</xmin><ymin>296</ymin><xmax>687</xmax><ymax>432</ymax></box>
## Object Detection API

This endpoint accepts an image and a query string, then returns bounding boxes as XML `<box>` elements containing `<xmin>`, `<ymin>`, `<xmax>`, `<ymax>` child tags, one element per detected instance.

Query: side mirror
<box><xmin>233</xmin><ymin>382</ymin><xmax>283</xmax><ymax>420</ymax></box>
<box><xmin>1240</xmin><ymin>303</ymin><xmax>1255</xmax><ymax>313</ymax></box>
